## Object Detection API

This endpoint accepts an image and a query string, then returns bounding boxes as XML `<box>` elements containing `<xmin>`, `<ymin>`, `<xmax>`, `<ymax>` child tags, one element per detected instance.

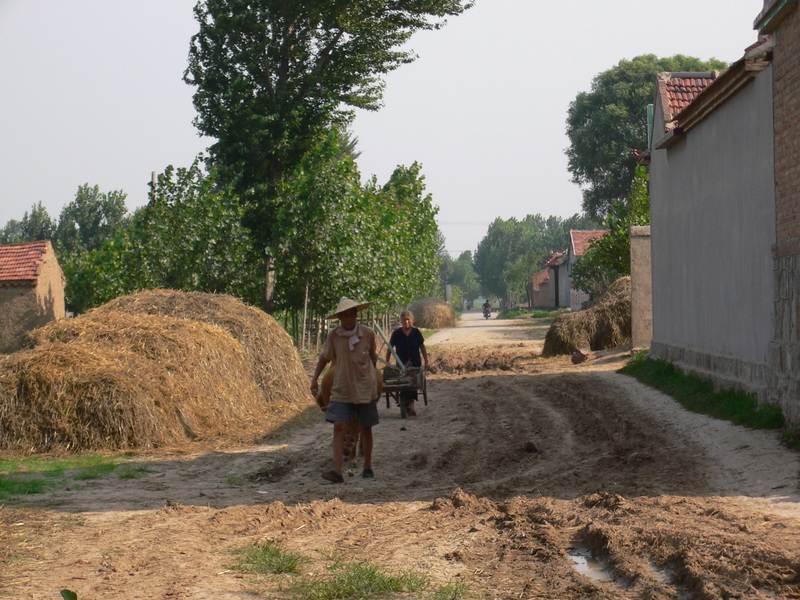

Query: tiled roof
<box><xmin>653</xmin><ymin>38</ymin><xmax>772</xmax><ymax>151</ymax></box>
<box><xmin>0</xmin><ymin>240</ymin><xmax>51</xmax><ymax>283</ymax></box>
<box><xmin>571</xmin><ymin>230</ymin><xmax>609</xmax><ymax>256</ymax></box>
<box><xmin>657</xmin><ymin>72</ymin><xmax>719</xmax><ymax>128</ymax></box>
<box><xmin>545</xmin><ymin>250</ymin><xmax>565</xmax><ymax>267</ymax></box>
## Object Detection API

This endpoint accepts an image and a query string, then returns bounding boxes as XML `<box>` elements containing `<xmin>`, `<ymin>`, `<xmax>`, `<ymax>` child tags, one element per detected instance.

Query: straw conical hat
<box><xmin>327</xmin><ymin>297</ymin><xmax>371</xmax><ymax>319</ymax></box>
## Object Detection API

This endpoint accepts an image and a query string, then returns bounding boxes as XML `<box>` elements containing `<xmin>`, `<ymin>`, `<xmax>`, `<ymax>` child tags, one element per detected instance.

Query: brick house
<box><xmin>0</xmin><ymin>240</ymin><xmax>66</xmax><ymax>353</ymax></box>
<box><xmin>528</xmin><ymin>268</ymin><xmax>555</xmax><ymax>308</ymax></box>
<box><xmin>758</xmin><ymin>0</ymin><xmax>800</xmax><ymax>424</ymax></box>
<box><xmin>647</xmin><ymin>0</ymin><xmax>800</xmax><ymax>424</ymax></box>
<box><xmin>548</xmin><ymin>230</ymin><xmax>609</xmax><ymax>311</ymax></box>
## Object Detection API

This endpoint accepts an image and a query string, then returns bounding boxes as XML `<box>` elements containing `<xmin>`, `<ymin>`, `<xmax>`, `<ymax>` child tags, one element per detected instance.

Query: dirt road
<box><xmin>3</xmin><ymin>311</ymin><xmax>800</xmax><ymax>599</ymax></box>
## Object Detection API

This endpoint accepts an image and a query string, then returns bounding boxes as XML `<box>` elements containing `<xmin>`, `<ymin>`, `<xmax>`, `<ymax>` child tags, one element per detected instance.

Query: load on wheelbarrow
<box><xmin>381</xmin><ymin>364</ymin><xmax>428</xmax><ymax>419</ymax></box>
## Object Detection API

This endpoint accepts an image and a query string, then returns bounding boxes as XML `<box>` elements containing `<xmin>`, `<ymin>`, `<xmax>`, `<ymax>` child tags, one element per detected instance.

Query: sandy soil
<box><xmin>3</xmin><ymin>310</ymin><xmax>800</xmax><ymax>599</ymax></box>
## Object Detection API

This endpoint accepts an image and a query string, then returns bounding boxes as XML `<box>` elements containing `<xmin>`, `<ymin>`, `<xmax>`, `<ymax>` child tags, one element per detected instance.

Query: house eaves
<box><xmin>755</xmin><ymin>0</ymin><xmax>798</xmax><ymax>34</ymax></box>
<box><xmin>654</xmin><ymin>37</ymin><xmax>773</xmax><ymax>150</ymax></box>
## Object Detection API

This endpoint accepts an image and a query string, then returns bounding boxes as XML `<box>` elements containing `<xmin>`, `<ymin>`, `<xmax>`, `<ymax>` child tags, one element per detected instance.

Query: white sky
<box><xmin>0</xmin><ymin>0</ymin><xmax>761</xmax><ymax>256</ymax></box>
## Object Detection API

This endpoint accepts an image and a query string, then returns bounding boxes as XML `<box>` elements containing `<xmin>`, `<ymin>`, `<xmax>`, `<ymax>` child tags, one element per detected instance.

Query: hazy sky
<box><xmin>1</xmin><ymin>0</ymin><xmax>762</xmax><ymax>256</ymax></box>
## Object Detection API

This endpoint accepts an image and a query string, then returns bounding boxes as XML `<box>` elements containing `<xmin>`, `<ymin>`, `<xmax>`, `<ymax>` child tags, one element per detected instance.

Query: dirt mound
<box><xmin>409</xmin><ymin>297</ymin><xmax>456</xmax><ymax>329</ymax></box>
<box><xmin>542</xmin><ymin>277</ymin><xmax>631</xmax><ymax>356</ymax></box>
<box><xmin>429</xmin><ymin>343</ymin><xmax>539</xmax><ymax>374</ymax></box>
<box><xmin>0</xmin><ymin>290</ymin><xmax>312</xmax><ymax>453</ymax></box>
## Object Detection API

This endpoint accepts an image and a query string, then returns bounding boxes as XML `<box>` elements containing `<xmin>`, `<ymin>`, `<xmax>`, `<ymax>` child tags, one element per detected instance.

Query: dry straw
<box><xmin>542</xmin><ymin>277</ymin><xmax>632</xmax><ymax>356</ymax></box>
<box><xmin>408</xmin><ymin>297</ymin><xmax>456</xmax><ymax>329</ymax></box>
<box><xmin>0</xmin><ymin>290</ymin><xmax>313</xmax><ymax>453</ymax></box>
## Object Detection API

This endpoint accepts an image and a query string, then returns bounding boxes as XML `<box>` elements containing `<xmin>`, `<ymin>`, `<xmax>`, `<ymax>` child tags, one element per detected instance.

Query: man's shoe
<box><xmin>362</xmin><ymin>468</ymin><xmax>374</xmax><ymax>478</ymax></box>
<box><xmin>322</xmin><ymin>470</ymin><xmax>344</xmax><ymax>483</ymax></box>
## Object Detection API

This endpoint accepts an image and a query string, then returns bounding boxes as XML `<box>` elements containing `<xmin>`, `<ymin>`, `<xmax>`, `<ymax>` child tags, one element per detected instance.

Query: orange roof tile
<box><xmin>545</xmin><ymin>250</ymin><xmax>565</xmax><ymax>267</ymax></box>
<box><xmin>657</xmin><ymin>72</ymin><xmax>719</xmax><ymax>129</ymax></box>
<box><xmin>0</xmin><ymin>240</ymin><xmax>51</xmax><ymax>284</ymax></box>
<box><xmin>571</xmin><ymin>230</ymin><xmax>609</xmax><ymax>256</ymax></box>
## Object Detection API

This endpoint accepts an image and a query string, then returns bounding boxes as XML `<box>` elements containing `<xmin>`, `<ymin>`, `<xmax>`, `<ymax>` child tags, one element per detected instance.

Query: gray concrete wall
<box><xmin>552</xmin><ymin>265</ymin><xmax>571</xmax><ymax>308</ymax></box>
<box><xmin>649</xmin><ymin>65</ymin><xmax>775</xmax><ymax>399</ymax></box>
<box><xmin>630</xmin><ymin>226</ymin><xmax>652</xmax><ymax>350</ymax></box>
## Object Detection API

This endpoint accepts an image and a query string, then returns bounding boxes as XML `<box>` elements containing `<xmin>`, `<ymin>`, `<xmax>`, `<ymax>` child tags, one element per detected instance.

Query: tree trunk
<box><xmin>302</xmin><ymin>282</ymin><xmax>309</xmax><ymax>349</ymax></box>
<box><xmin>262</xmin><ymin>254</ymin><xmax>275</xmax><ymax>314</ymax></box>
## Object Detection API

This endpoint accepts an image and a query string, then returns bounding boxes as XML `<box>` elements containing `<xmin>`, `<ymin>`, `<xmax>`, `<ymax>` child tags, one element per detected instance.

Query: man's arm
<box><xmin>310</xmin><ymin>356</ymin><xmax>329</xmax><ymax>396</ymax></box>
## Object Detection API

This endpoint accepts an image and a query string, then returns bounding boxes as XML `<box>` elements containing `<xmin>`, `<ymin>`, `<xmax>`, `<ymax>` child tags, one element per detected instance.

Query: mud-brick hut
<box><xmin>0</xmin><ymin>240</ymin><xmax>66</xmax><ymax>353</ymax></box>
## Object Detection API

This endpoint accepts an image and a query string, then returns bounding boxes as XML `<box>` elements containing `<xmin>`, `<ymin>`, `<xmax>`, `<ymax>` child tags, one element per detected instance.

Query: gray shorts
<box><xmin>325</xmin><ymin>401</ymin><xmax>380</xmax><ymax>428</ymax></box>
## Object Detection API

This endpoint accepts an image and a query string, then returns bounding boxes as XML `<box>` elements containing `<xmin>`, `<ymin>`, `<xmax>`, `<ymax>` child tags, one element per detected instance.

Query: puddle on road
<box><xmin>568</xmin><ymin>549</ymin><xmax>612</xmax><ymax>582</ymax></box>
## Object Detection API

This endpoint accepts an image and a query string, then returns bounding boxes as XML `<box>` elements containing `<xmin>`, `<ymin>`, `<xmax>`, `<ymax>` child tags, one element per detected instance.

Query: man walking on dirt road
<box><xmin>310</xmin><ymin>297</ymin><xmax>380</xmax><ymax>483</ymax></box>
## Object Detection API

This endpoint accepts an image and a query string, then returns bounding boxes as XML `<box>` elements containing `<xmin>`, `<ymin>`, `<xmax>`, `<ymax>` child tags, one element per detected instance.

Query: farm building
<box><xmin>547</xmin><ymin>230</ymin><xmax>609</xmax><ymax>311</ymax></box>
<box><xmin>0</xmin><ymin>240</ymin><xmax>66</xmax><ymax>353</ymax></box>
<box><xmin>647</xmin><ymin>0</ymin><xmax>800</xmax><ymax>424</ymax></box>
<box><xmin>529</xmin><ymin>268</ymin><xmax>555</xmax><ymax>308</ymax></box>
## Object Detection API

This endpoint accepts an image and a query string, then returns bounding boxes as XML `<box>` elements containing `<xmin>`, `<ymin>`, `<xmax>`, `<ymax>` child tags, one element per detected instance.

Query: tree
<box><xmin>451</xmin><ymin>251</ymin><xmax>480</xmax><ymax>301</ymax></box>
<box><xmin>55</xmin><ymin>184</ymin><xmax>129</xmax><ymax>255</ymax></box>
<box><xmin>473</xmin><ymin>213</ymin><xmax>598</xmax><ymax>302</ymax></box>
<box><xmin>131</xmin><ymin>160</ymin><xmax>262</xmax><ymax>302</ymax></box>
<box><xmin>571</xmin><ymin>166</ymin><xmax>650</xmax><ymax>298</ymax></box>
<box><xmin>184</xmin><ymin>0</ymin><xmax>473</xmax><ymax>311</ymax></box>
<box><xmin>0</xmin><ymin>202</ymin><xmax>56</xmax><ymax>244</ymax></box>
<box><xmin>265</xmin><ymin>126</ymin><xmax>439</xmax><ymax>321</ymax></box>
<box><xmin>566</xmin><ymin>54</ymin><xmax>727</xmax><ymax>218</ymax></box>
<box><xmin>61</xmin><ymin>161</ymin><xmax>263</xmax><ymax>313</ymax></box>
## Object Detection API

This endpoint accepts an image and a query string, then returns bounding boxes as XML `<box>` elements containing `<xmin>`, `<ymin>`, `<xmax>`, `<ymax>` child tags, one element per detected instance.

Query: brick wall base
<box><xmin>649</xmin><ymin>341</ymin><xmax>771</xmax><ymax>407</ymax></box>
<box><xmin>769</xmin><ymin>251</ymin><xmax>800</xmax><ymax>426</ymax></box>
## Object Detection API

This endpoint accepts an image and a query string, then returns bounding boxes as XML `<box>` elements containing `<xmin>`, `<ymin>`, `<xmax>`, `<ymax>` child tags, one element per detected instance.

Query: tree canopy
<box><xmin>55</xmin><ymin>184</ymin><xmax>129</xmax><ymax>255</ymax></box>
<box><xmin>473</xmin><ymin>213</ymin><xmax>598</xmax><ymax>304</ymax></box>
<box><xmin>184</xmin><ymin>0</ymin><xmax>473</xmax><ymax>309</ymax></box>
<box><xmin>0</xmin><ymin>201</ymin><xmax>55</xmax><ymax>244</ymax></box>
<box><xmin>565</xmin><ymin>54</ymin><xmax>727</xmax><ymax>218</ymax></box>
<box><xmin>571</xmin><ymin>166</ymin><xmax>650</xmax><ymax>299</ymax></box>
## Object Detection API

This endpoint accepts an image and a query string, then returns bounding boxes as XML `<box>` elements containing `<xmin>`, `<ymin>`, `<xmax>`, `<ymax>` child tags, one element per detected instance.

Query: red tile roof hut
<box><xmin>0</xmin><ymin>240</ymin><xmax>66</xmax><ymax>353</ymax></box>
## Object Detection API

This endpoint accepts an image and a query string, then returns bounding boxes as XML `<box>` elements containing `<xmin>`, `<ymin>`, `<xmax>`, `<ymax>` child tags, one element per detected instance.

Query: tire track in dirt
<box><xmin>438</xmin><ymin>371</ymin><xmax>711</xmax><ymax>501</ymax></box>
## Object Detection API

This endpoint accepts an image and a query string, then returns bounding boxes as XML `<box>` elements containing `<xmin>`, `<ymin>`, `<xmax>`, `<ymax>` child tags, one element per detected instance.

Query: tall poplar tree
<box><xmin>184</xmin><ymin>0</ymin><xmax>473</xmax><ymax>311</ymax></box>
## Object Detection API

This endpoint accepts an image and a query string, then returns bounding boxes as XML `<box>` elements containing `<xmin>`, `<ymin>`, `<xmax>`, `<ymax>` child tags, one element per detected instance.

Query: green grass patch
<box><xmin>781</xmin><ymin>429</ymin><xmax>800</xmax><ymax>452</ymax></box>
<box><xmin>233</xmin><ymin>540</ymin><xmax>310</xmax><ymax>575</ymax></box>
<box><xmin>619</xmin><ymin>352</ymin><xmax>785</xmax><ymax>430</ymax></box>
<box><xmin>497</xmin><ymin>307</ymin><xmax>568</xmax><ymax>320</ymax></box>
<box><xmin>291</xmin><ymin>559</ymin><xmax>429</xmax><ymax>600</ymax></box>
<box><xmin>231</xmin><ymin>541</ymin><xmax>471</xmax><ymax>600</ymax></box>
<box><xmin>422</xmin><ymin>329</ymin><xmax>438</xmax><ymax>339</ymax></box>
<box><xmin>0</xmin><ymin>454</ymin><xmax>122</xmax><ymax>500</ymax></box>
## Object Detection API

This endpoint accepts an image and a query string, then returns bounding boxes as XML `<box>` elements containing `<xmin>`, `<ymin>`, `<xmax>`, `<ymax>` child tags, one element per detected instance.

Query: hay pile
<box><xmin>0</xmin><ymin>290</ymin><xmax>312</xmax><ymax>453</ymax></box>
<box><xmin>408</xmin><ymin>297</ymin><xmax>456</xmax><ymax>329</ymax></box>
<box><xmin>542</xmin><ymin>277</ymin><xmax>632</xmax><ymax>356</ymax></box>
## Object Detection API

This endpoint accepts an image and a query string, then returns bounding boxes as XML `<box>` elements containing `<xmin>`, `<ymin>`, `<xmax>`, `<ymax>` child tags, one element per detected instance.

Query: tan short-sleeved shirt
<box><xmin>320</xmin><ymin>323</ymin><xmax>378</xmax><ymax>404</ymax></box>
